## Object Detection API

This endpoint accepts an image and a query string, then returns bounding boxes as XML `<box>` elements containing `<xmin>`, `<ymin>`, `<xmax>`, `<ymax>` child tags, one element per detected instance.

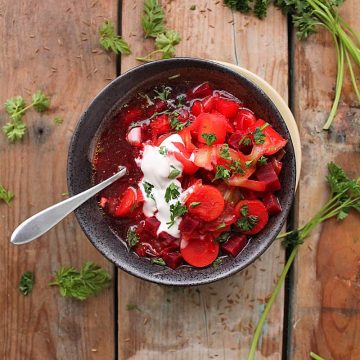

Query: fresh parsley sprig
<box><xmin>49</xmin><ymin>262</ymin><xmax>112</xmax><ymax>301</ymax></box>
<box><xmin>0</xmin><ymin>185</ymin><xmax>14</xmax><ymax>205</ymax></box>
<box><xmin>167</xmin><ymin>201</ymin><xmax>188</xmax><ymax>228</ymax></box>
<box><xmin>225</xmin><ymin>0</ymin><xmax>360</xmax><ymax>130</ymax></box>
<box><xmin>202</xmin><ymin>133</ymin><xmax>217</xmax><ymax>146</ymax></box>
<box><xmin>138</xmin><ymin>1</ymin><xmax>181</xmax><ymax>62</ymax></box>
<box><xmin>3</xmin><ymin>91</ymin><xmax>50</xmax><ymax>142</ymax></box>
<box><xmin>248</xmin><ymin>162</ymin><xmax>360</xmax><ymax>359</ymax></box>
<box><xmin>99</xmin><ymin>20</ymin><xmax>131</xmax><ymax>55</ymax></box>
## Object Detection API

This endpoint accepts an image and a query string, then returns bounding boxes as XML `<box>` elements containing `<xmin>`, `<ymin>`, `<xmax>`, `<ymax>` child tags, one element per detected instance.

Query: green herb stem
<box><xmin>310</xmin><ymin>351</ymin><xmax>326</xmax><ymax>360</ymax></box>
<box><xmin>345</xmin><ymin>50</ymin><xmax>360</xmax><ymax>102</ymax></box>
<box><xmin>248</xmin><ymin>246</ymin><xmax>298</xmax><ymax>360</ymax></box>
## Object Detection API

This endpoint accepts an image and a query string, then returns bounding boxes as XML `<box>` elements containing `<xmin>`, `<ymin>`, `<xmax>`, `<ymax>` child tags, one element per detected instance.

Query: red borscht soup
<box><xmin>93</xmin><ymin>80</ymin><xmax>287</xmax><ymax>269</ymax></box>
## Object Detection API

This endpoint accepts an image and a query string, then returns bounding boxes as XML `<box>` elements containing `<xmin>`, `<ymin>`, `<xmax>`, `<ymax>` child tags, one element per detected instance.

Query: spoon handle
<box><xmin>11</xmin><ymin>166</ymin><xmax>127</xmax><ymax>245</ymax></box>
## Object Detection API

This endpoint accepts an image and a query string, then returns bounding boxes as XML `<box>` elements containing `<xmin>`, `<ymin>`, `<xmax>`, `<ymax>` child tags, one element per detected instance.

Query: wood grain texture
<box><xmin>0</xmin><ymin>1</ymin><xmax>116</xmax><ymax>359</ymax></box>
<box><xmin>119</xmin><ymin>2</ymin><xmax>288</xmax><ymax>359</ymax></box>
<box><xmin>290</xmin><ymin>1</ymin><xmax>360</xmax><ymax>359</ymax></box>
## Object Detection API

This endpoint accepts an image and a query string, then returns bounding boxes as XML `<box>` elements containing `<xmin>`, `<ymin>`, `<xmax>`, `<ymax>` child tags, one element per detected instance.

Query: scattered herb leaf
<box><xmin>159</xmin><ymin>146</ymin><xmax>168</xmax><ymax>155</ymax></box>
<box><xmin>127</xmin><ymin>228</ymin><xmax>139</xmax><ymax>248</ymax></box>
<box><xmin>99</xmin><ymin>20</ymin><xmax>131</xmax><ymax>55</ymax></box>
<box><xmin>0</xmin><ymin>185</ymin><xmax>14</xmax><ymax>204</ymax></box>
<box><xmin>258</xmin><ymin>155</ymin><xmax>268</xmax><ymax>165</ymax></box>
<box><xmin>143</xmin><ymin>181</ymin><xmax>154</xmax><ymax>200</ymax></box>
<box><xmin>220</xmin><ymin>144</ymin><xmax>231</xmax><ymax>160</ymax></box>
<box><xmin>213</xmin><ymin>165</ymin><xmax>231</xmax><ymax>182</ymax></box>
<box><xmin>168</xmin><ymin>166</ymin><xmax>181</xmax><ymax>179</ymax></box>
<box><xmin>53</xmin><ymin>116</ymin><xmax>63</xmax><ymax>125</ymax></box>
<box><xmin>141</xmin><ymin>0</ymin><xmax>165</xmax><ymax>38</ymax></box>
<box><xmin>167</xmin><ymin>201</ymin><xmax>188</xmax><ymax>228</ymax></box>
<box><xmin>212</xmin><ymin>258</ymin><xmax>223</xmax><ymax>268</ymax></box>
<box><xmin>32</xmin><ymin>90</ymin><xmax>50</xmax><ymax>112</ymax></box>
<box><xmin>236</xmin><ymin>215</ymin><xmax>259</xmax><ymax>232</ymax></box>
<box><xmin>49</xmin><ymin>262</ymin><xmax>112</xmax><ymax>301</ymax></box>
<box><xmin>216</xmin><ymin>231</ymin><xmax>231</xmax><ymax>243</ymax></box>
<box><xmin>151</xmin><ymin>257</ymin><xmax>166</xmax><ymax>266</ymax></box>
<box><xmin>19</xmin><ymin>271</ymin><xmax>34</xmax><ymax>295</ymax></box>
<box><xmin>165</xmin><ymin>183</ymin><xmax>180</xmax><ymax>203</ymax></box>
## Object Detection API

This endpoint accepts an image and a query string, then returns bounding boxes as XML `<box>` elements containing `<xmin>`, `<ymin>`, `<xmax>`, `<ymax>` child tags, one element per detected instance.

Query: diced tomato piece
<box><xmin>162</xmin><ymin>251</ymin><xmax>183</xmax><ymax>269</ymax></box>
<box><xmin>122</xmin><ymin>107</ymin><xmax>143</xmax><ymax>127</ymax></box>
<box><xmin>189</xmin><ymin>82</ymin><xmax>213</xmax><ymax>99</ymax></box>
<box><xmin>221</xmin><ymin>234</ymin><xmax>248</xmax><ymax>257</ymax></box>
<box><xmin>263</xmin><ymin>193</ymin><xmax>282</xmax><ymax>215</ymax></box>
<box><xmin>271</xmin><ymin>158</ymin><xmax>283</xmax><ymax>175</ymax></box>
<box><xmin>99</xmin><ymin>197</ymin><xmax>108</xmax><ymax>208</ymax></box>
<box><xmin>136</xmin><ymin>187</ymin><xmax>144</xmax><ymax>204</ymax></box>
<box><xmin>178</xmin><ymin>127</ymin><xmax>196</xmax><ymax>152</ymax></box>
<box><xmin>172</xmin><ymin>142</ymin><xmax>199</xmax><ymax>175</ymax></box>
<box><xmin>150</xmin><ymin>114</ymin><xmax>171</xmax><ymax>136</ymax></box>
<box><xmin>227</xmin><ymin>176</ymin><xmax>267</xmax><ymax>192</ymax></box>
<box><xmin>234</xmin><ymin>200</ymin><xmax>269</xmax><ymax>235</ymax></box>
<box><xmin>233</xmin><ymin>108</ymin><xmax>256</xmax><ymax>131</ymax></box>
<box><xmin>143</xmin><ymin>216</ymin><xmax>160</xmax><ymax>236</ymax></box>
<box><xmin>255</xmin><ymin>163</ymin><xmax>281</xmax><ymax>192</ymax></box>
<box><xmin>180</xmin><ymin>235</ymin><xmax>219</xmax><ymax>267</ymax></box>
<box><xmin>186</xmin><ymin>185</ymin><xmax>225</xmax><ymax>222</ymax></box>
<box><xmin>126</xmin><ymin>127</ymin><xmax>142</xmax><ymax>147</ymax></box>
<box><xmin>196</xmin><ymin>112</ymin><xmax>229</xmax><ymax>144</ymax></box>
<box><xmin>113</xmin><ymin>187</ymin><xmax>137</xmax><ymax>217</ymax></box>
<box><xmin>191</xmin><ymin>100</ymin><xmax>204</xmax><ymax>116</ymax></box>
<box><xmin>249</xmin><ymin>119</ymin><xmax>287</xmax><ymax>157</ymax></box>
<box><xmin>202</xmin><ymin>95</ymin><xmax>216</xmax><ymax>112</ymax></box>
<box><xmin>215</xmin><ymin>98</ymin><xmax>239</xmax><ymax>118</ymax></box>
<box><xmin>155</xmin><ymin>133</ymin><xmax>172</xmax><ymax>146</ymax></box>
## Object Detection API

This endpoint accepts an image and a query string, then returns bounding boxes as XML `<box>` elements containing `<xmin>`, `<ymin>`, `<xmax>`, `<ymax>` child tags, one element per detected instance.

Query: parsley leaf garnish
<box><xmin>2</xmin><ymin>121</ymin><xmax>27</xmax><ymax>142</ymax></box>
<box><xmin>170</xmin><ymin>115</ymin><xmax>189</xmax><ymax>131</ymax></box>
<box><xmin>240</xmin><ymin>204</ymin><xmax>248</xmax><ymax>217</ymax></box>
<box><xmin>5</xmin><ymin>96</ymin><xmax>26</xmax><ymax>121</ymax></box>
<box><xmin>151</xmin><ymin>257</ymin><xmax>166</xmax><ymax>266</ymax></box>
<box><xmin>19</xmin><ymin>271</ymin><xmax>34</xmax><ymax>296</ymax></box>
<box><xmin>230</xmin><ymin>160</ymin><xmax>244</xmax><ymax>174</ymax></box>
<box><xmin>53</xmin><ymin>116</ymin><xmax>63</xmax><ymax>125</ymax></box>
<box><xmin>99</xmin><ymin>20</ymin><xmax>131</xmax><ymax>55</ymax></box>
<box><xmin>253</xmin><ymin>127</ymin><xmax>266</xmax><ymax>144</ymax></box>
<box><xmin>189</xmin><ymin>201</ymin><xmax>201</xmax><ymax>208</ymax></box>
<box><xmin>201</xmin><ymin>133</ymin><xmax>217</xmax><ymax>146</ymax></box>
<box><xmin>258</xmin><ymin>155</ymin><xmax>268</xmax><ymax>165</ymax></box>
<box><xmin>49</xmin><ymin>262</ymin><xmax>112</xmax><ymax>301</ymax></box>
<box><xmin>32</xmin><ymin>90</ymin><xmax>50</xmax><ymax>112</ymax></box>
<box><xmin>167</xmin><ymin>201</ymin><xmax>188</xmax><ymax>228</ymax></box>
<box><xmin>127</xmin><ymin>228</ymin><xmax>139</xmax><ymax>248</ymax></box>
<box><xmin>215</xmin><ymin>222</ymin><xmax>226</xmax><ymax>230</ymax></box>
<box><xmin>159</xmin><ymin>146</ymin><xmax>167</xmax><ymax>155</ymax></box>
<box><xmin>212</xmin><ymin>258</ymin><xmax>223</xmax><ymax>268</ymax></box>
<box><xmin>154</xmin><ymin>86</ymin><xmax>171</xmax><ymax>101</ymax></box>
<box><xmin>236</xmin><ymin>215</ymin><xmax>259</xmax><ymax>232</ymax></box>
<box><xmin>213</xmin><ymin>165</ymin><xmax>231</xmax><ymax>182</ymax></box>
<box><xmin>0</xmin><ymin>185</ymin><xmax>14</xmax><ymax>204</ymax></box>
<box><xmin>215</xmin><ymin>231</ymin><xmax>231</xmax><ymax>243</ymax></box>
<box><xmin>155</xmin><ymin>30</ymin><xmax>181</xmax><ymax>58</ymax></box>
<box><xmin>220</xmin><ymin>144</ymin><xmax>231</xmax><ymax>160</ymax></box>
<box><xmin>143</xmin><ymin>181</ymin><xmax>154</xmax><ymax>200</ymax></box>
<box><xmin>165</xmin><ymin>183</ymin><xmax>180</xmax><ymax>203</ymax></box>
<box><xmin>239</xmin><ymin>136</ymin><xmax>251</xmax><ymax>146</ymax></box>
<box><xmin>168</xmin><ymin>166</ymin><xmax>181</xmax><ymax>179</ymax></box>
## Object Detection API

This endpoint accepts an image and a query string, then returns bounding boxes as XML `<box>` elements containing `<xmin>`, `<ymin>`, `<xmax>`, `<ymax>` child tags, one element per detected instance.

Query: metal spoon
<box><xmin>10</xmin><ymin>166</ymin><xmax>127</xmax><ymax>245</ymax></box>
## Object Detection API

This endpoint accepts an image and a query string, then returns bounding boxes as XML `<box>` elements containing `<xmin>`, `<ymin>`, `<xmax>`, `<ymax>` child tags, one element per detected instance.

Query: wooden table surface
<box><xmin>1</xmin><ymin>1</ymin><xmax>359</xmax><ymax>359</ymax></box>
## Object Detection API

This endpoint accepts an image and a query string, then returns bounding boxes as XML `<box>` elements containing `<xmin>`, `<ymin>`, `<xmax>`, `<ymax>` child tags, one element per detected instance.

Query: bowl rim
<box><xmin>67</xmin><ymin>57</ymin><xmax>296</xmax><ymax>286</ymax></box>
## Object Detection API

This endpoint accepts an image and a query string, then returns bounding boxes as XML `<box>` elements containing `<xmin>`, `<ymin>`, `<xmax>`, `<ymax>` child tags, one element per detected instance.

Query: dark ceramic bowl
<box><xmin>67</xmin><ymin>58</ymin><xmax>296</xmax><ymax>286</ymax></box>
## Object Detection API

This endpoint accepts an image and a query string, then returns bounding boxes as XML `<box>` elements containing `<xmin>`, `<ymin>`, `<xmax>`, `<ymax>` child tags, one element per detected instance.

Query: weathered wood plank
<box><xmin>290</xmin><ymin>1</ymin><xmax>360</xmax><ymax>358</ymax></box>
<box><xmin>119</xmin><ymin>2</ymin><xmax>288</xmax><ymax>359</ymax></box>
<box><xmin>0</xmin><ymin>1</ymin><xmax>116</xmax><ymax>359</ymax></box>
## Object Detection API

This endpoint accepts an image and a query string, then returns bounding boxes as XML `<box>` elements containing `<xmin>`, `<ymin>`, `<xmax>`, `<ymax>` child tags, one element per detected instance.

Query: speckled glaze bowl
<box><xmin>67</xmin><ymin>58</ymin><xmax>296</xmax><ymax>286</ymax></box>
